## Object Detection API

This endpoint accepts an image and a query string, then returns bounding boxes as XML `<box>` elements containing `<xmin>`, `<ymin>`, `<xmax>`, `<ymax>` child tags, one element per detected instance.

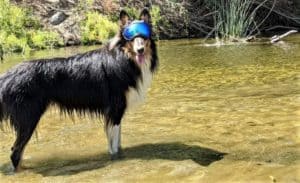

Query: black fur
<box><xmin>0</xmin><ymin>35</ymin><xmax>158</xmax><ymax>170</ymax></box>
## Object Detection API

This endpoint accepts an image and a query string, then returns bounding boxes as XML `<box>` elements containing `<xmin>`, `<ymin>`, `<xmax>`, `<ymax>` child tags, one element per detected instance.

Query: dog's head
<box><xmin>109</xmin><ymin>8</ymin><xmax>154</xmax><ymax>65</ymax></box>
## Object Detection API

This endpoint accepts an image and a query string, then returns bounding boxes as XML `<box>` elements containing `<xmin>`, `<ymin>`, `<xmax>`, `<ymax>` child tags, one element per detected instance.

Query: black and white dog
<box><xmin>0</xmin><ymin>9</ymin><xmax>158</xmax><ymax>171</ymax></box>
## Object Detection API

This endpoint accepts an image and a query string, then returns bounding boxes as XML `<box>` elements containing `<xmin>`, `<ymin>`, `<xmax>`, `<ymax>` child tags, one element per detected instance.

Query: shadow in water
<box><xmin>0</xmin><ymin>142</ymin><xmax>226</xmax><ymax>176</ymax></box>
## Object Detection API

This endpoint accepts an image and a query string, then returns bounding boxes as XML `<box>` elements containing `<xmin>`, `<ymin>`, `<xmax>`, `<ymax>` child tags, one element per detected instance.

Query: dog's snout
<box><xmin>137</xmin><ymin>48</ymin><xmax>144</xmax><ymax>54</ymax></box>
<box><xmin>133</xmin><ymin>37</ymin><xmax>146</xmax><ymax>55</ymax></box>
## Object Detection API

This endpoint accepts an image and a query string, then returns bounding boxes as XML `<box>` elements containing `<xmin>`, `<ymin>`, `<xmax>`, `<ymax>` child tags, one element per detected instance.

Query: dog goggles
<box><xmin>122</xmin><ymin>20</ymin><xmax>151</xmax><ymax>40</ymax></box>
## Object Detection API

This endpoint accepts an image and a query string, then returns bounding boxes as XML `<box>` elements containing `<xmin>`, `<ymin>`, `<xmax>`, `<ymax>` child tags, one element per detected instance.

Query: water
<box><xmin>0</xmin><ymin>36</ymin><xmax>299</xmax><ymax>182</ymax></box>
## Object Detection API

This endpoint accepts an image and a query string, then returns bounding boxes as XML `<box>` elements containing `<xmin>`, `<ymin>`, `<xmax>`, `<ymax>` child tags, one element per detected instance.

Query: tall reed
<box><xmin>210</xmin><ymin>0</ymin><xmax>270</xmax><ymax>41</ymax></box>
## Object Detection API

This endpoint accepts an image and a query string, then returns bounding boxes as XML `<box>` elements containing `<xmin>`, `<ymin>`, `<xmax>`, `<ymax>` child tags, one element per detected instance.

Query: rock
<box><xmin>54</xmin><ymin>15</ymin><xmax>81</xmax><ymax>45</ymax></box>
<box><xmin>49</xmin><ymin>11</ymin><xmax>68</xmax><ymax>25</ymax></box>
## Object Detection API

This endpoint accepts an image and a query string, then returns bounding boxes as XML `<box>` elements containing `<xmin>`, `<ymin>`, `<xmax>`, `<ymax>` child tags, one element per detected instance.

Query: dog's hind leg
<box><xmin>11</xmin><ymin>129</ymin><xmax>33</xmax><ymax>171</ymax></box>
<box><xmin>10</xmin><ymin>119</ymin><xmax>39</xmax><ymax>172</ymax></box>
<box><xmin>10</xmin><ymin>102</ymin><xmax>46</xmax><ymax>172</ymax></box>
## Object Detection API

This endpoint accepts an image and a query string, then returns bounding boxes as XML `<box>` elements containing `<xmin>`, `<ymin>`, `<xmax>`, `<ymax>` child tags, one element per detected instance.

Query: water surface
<box><xmin>0</xmin><ymin>36</ymin><xmax>299</xmax><ymax>182</ymax></box>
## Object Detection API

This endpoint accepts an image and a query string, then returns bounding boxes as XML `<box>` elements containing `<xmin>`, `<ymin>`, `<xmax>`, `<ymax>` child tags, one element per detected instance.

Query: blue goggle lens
<box><xmin>123</xmin><ymin>21</ymin><xmax>151</xmax><ymax>40</ymax></box>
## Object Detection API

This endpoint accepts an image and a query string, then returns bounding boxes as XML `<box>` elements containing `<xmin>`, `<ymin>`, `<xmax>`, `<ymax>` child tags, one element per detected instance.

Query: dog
<box><xmin>0</xmin><ymin>8</ymin><xmax>158</xmax><ymax>171</ymax></box>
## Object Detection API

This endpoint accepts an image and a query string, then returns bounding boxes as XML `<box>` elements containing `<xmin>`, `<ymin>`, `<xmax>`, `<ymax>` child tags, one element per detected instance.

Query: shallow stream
<box><xmin>0</xmin><ymin>36</ymin><xmax>299</xmax><ymax>182</ymax></box>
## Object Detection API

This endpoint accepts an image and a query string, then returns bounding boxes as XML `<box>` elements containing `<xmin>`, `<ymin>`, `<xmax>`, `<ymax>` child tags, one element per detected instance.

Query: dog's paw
<box><xmin>110</xmin><ymin>150</ymin><xmax>125</xmax><ymax>161</ymax></box>
<box><xmin>12</xmin><ymin>164</ymin><xmax>23</xmax><ymax>173</ymax></box>
<box><xmin>118</xmin><ymin>148</ymin><xmax>125</xmax><ymax>159</ymax></box>
<box><xmin>110</xmin><ymin>153</ymin><xmax>119</xmax><ymax>161</ymax></box>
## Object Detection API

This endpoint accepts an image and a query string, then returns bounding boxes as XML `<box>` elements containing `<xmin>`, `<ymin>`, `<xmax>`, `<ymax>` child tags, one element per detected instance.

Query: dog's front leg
<box><xmin>105</xmin><ymin>122</ymin><xmax>122</xmax><ymax>160</ymax></box>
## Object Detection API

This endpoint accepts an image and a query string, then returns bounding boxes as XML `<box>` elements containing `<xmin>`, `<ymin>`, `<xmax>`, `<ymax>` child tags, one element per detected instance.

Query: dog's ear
<box><xmin>139</xmin><ymin>8</ymin><xmax>151</xmax><ymax>24</ymax></box>
<box><xmin>119</xmin><ymin>9</ymin><xmax>129</xmax><ymax>27</ymax></box>
<box><xmin>109</xmin><ymin>10</ymin><xmax>129</xmax><ymax>50</ymax></box>
<box><xmin>108</xmin><ymin>35</ymin><xmax>120</xmax><ymax>51</ymax></box>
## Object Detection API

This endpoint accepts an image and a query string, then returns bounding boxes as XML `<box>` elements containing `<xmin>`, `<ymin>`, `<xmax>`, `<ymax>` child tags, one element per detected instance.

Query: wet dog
<box><xmin>0</xmin><ymin>9</ymin><xmax>158</xmax><ymax>171</ymax></box>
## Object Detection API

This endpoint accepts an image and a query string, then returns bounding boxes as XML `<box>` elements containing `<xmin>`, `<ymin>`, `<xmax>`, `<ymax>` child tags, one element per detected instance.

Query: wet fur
<box><xmin>0</xmin><ymin>9</ymin><xmax>158</xmax><ymax>171</ymax></box>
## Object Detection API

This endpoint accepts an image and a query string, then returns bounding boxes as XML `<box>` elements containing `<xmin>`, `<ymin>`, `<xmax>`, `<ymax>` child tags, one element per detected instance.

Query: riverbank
<box><xmin>0</xmin><ymin>0</ymin><xmax>299</xmax><ymax>57</ymax></box>
<box><xmin>19</xmin><ymin>0</ymin><xmax>300</xmax><ymax>39</ymax></box>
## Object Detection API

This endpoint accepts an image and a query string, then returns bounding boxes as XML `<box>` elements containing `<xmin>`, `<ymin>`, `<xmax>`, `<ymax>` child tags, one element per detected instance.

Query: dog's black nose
<box><xmin>137</xmin><ymin>48</ymin><xmax>144</xmax><ymax>54</ymax></box>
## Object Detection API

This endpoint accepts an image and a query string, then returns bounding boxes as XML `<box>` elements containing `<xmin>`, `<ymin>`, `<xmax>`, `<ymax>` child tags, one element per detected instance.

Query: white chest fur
<box><xmin>126</xmin><ymin>60</ymin><xmax>152</xmax><ymax>110</ymax></box>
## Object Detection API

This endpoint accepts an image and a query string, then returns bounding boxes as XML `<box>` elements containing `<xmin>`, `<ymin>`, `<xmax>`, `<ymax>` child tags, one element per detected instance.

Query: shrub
<box><xmin>80</xmin><ymin>11</ymin><xmax>118</xmax><ymax>45</ymax></box>
<box><xmin>29</xmin><ymin>31</ymin><xmax>64</xmax><ymax>49</ymax></box>
<box><xmin>1</xmin><ymin>34</ymin><xmax>29</xmax><ymax>53</ymax></box>
<box><xmin>150</xmin><ymin>5</ymin><xmax>170</xmax><ymax>39</ymax></box>
<box><xmin>0</xmin><ymin>0</ymin><xmax>63</xmax><ymax>54</ymax></box>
